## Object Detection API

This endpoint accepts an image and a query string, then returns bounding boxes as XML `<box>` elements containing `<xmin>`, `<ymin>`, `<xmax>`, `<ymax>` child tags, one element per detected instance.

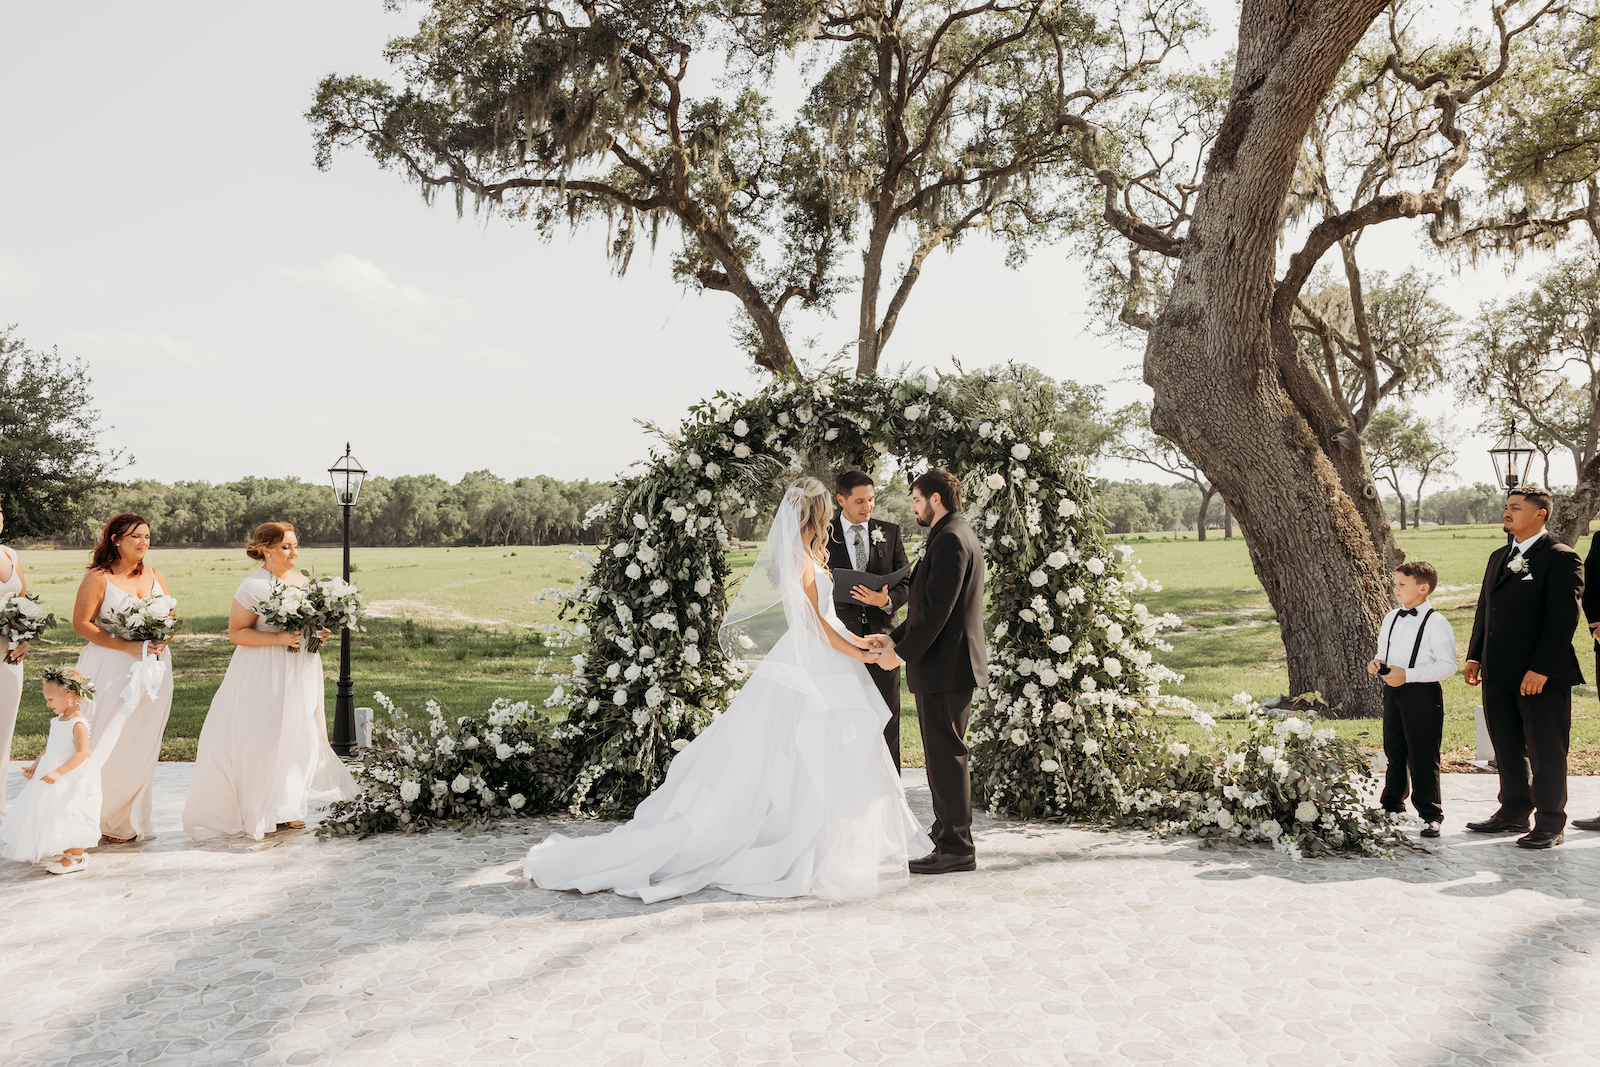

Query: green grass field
<box><xmin>9</xmin><ymin>526</ymin><xmax>1597</xmax><ymax>771</ymax></box>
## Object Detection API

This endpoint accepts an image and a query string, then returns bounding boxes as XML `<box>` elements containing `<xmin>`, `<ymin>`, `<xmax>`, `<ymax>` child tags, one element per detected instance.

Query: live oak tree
<box><xmin>1061</xmin><ymin>0</ymin><xmax>1566</xmax><ymax>716</ymax></box>
<box><xmin>1460</xmin><ymin>253</ymin><xmax>1600</xmax><ymax>545</ymax></box>
<box><xmin>0</xmin><ymin>326</ymin><xmax>125</xmax><ymax>539</ymax></box>
<box><xmin>309</xmin><ymin>0</ymin><xmax>1199</xmax><ymax>378</ymax></box>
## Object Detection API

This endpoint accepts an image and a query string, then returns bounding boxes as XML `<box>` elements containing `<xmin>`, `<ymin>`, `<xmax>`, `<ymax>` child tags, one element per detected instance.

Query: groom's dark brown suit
<box><xmin>889</xmin><ymin>511</ymin><xmax>987</xmax><ymax>861</ymax></box>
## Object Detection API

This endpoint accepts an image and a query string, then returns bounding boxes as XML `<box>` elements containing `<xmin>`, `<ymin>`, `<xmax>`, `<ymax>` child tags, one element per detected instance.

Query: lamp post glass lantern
<box><xmin>328</xmin><ymin>444</ymin><xmax>367</xmax><ymax>756</ymax></box>
<box><xmin>1488</xmin><ymin>423</ymin><xmax>1536</xmax><ymax>494</ymax></box>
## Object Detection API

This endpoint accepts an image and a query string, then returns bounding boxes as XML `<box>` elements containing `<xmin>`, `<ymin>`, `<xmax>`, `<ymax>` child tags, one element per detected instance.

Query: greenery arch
<box><xmin>543</xmin><ymin>369</ymin><xmax>1185</xmax><ymax>821</ymax></box>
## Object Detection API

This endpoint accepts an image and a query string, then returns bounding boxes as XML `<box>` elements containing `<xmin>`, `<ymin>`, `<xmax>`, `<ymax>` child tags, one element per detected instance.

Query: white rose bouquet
<box><xmin>304</xmin><ymin>576</ymin><xmax>368</xmax><ymax>653</ymax></box>
<box><xmin>252</xmin><ymin>579</ymin><xmax>317</xmax><ymax>647</ymax></box>
<box><xmin>105</xmin><ymin>591</ymin><xmax>182</xmax><ymax>645</ymax></box>
<box><xmin>0</xmin><ymin>592</ymin><xmax>56</xmax><ymax>664</ymax></box>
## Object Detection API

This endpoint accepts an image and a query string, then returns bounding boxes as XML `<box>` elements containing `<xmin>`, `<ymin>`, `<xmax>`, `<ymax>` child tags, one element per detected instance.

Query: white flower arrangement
<box><xmin>0</xmin><ymin>593</ymin><xmax>57</xmax><ymax>664</ymax></box>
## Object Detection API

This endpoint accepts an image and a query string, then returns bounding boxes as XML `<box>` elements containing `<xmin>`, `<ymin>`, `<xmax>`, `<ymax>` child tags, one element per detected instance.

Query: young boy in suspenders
<box><xmin>1368</xmin><ymin>560</ymin><xmax>1458</xmax><ymax>838</ymax></box>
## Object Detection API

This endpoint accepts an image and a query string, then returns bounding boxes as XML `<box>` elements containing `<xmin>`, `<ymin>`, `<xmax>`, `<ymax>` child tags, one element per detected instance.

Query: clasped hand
<box><xmin>860</xmin><ymin>633</ymin><xmax>901</xmax><ymax>669</ymax></box>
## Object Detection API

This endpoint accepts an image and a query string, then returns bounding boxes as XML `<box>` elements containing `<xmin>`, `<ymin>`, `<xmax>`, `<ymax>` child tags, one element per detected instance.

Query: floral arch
<box><xmin>543</xmin><ymin>369</ymin><xmax>1186</xmax><ymax>822</ymax></box>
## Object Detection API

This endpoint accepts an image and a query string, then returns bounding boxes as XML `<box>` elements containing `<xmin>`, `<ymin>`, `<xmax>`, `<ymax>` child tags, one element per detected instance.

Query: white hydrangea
<box><xmin>1167</xmin><ymin>741</ymin><xmax>1190</xmax><ymax>758</ymax></box>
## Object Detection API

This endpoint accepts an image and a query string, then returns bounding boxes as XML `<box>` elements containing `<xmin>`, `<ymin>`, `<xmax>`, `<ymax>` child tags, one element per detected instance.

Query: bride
<box><xmin>525</xmin><ymin>478</ymin><xmax>932</xmax><ymax>903</ymax></box>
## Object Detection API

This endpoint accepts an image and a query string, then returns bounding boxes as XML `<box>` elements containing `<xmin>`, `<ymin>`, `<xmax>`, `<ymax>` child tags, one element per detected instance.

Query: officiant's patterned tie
<box><xmin>852</xmin><ymin>526</ymin><xmax>867</xmax><ymax>571</ymax></box>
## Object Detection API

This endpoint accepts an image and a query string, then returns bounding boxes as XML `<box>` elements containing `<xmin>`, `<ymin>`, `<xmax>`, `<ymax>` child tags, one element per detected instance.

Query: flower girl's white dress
<box><xmin>183</xmin><ymin>570</ymin><xmax>357</xmax><ymax>840</ymax></box>
<box><xmin>77</xmin><ymin>575</ymin><xmax>173</xmax><ymax>839</ymax></box>
<box><xmin>525</xmin><ymin>556</ymin><xmax>931</xmax><ymax>904</ymax></box>
<box><xmin>0</xmin><ymin>715</ymin><xmax>101</xmax><ymax>863</ymax></box>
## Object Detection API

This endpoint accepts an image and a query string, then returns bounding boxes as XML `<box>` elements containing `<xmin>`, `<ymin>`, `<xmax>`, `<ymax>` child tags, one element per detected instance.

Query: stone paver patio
<box><xmin>4</xmin><ymin>764</ymin><xmax>1599</xmax><ymax>1066</ymax></box>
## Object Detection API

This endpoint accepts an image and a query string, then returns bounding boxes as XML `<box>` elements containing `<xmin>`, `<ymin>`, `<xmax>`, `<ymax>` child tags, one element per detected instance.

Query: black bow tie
<box><xmin>1397</xmin><ymin>608</ymin><xmax>1419</xmax><ymax>617</ymax></box>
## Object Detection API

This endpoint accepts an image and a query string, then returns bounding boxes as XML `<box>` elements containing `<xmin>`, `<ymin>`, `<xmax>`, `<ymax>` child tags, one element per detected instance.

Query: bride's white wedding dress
<box><xmin>525</xmin><ymin>491</ymin><xmax>931</xmax><ymax>904</ymax></box>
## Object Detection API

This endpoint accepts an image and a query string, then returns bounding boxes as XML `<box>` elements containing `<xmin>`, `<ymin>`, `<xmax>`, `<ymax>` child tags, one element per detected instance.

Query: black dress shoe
<box><xmin>1570</xmin><ymin>815</ymin><xmax>1600</xmax><ymax>832</ymax></box>
<box><xmin>1516</xmin><ymin>830</ymin><xmax>1564</xmax><ymax>850</ymax></box>
<box><xmin>1420</xmin><ymin>822</ymin><xmax>1441</xmax><ymax>838</ymax></box>
<box><xmin>1465</xmin><ymin>817</ymin><xmax>1531</xmax><ymax>834</ymax></box>
<box><xmin>909</xmin><ymin>852</ymin><xmax>976</xmax><ymax>875</ymax></box>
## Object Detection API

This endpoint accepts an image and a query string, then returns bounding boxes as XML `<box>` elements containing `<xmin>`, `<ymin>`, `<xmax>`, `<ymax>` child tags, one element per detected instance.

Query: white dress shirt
<box><xmin>1374</xmin><ymin>599</ymin><xmax>1458</xmax><ymax>684</ymax></box>
<box><xmin>1509</xmin><ymin>529</ymin><xmax>1546</xmax><ymax>564</ymax></box>
<box><xmin>839</xmin><ymin>516</ymin><xmax>871</xmax><ymax>569</ymax></box>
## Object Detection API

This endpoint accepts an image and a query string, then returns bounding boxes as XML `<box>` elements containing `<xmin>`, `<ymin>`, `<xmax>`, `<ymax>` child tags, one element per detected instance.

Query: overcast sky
<box><xmin>0</xmin><ymin>1</ymin><xmax>1562</xmax><ymax>491</ymax></box>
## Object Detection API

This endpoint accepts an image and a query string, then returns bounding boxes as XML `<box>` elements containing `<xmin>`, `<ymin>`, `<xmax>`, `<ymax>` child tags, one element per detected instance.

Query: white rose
<box><xmin>606</xmin><ymin>663</ymin><xmax>620</xmax><ymax>680</ymax></box>
<box><xmin>1010</xmin><ymin>729</ymin><xmax>1027</xmax><ymax>746</ymax></box>
<box><xmin>1029</xmin><ymin>570</ymin><xmax>1047</xmax><ymax>587</ymax></box>
<box><xmin>705</xmin><ymin>462</ymin><xmax>721</xmax><ymax>479</ymax></box>
<box><xmin>694</xmin><ymin>578</ymin><xmax>712</xmax><ymax>596</ymax></box>
<box><xmin>671</xmin><ymin>738</ymin><xmax>690</xmax><ymax>751</ymax></box>
<box><xmin>633</xmin><ymin>513</ymin><xmax>648</xmax><ymax>530</ymax></box>
<box><xmin>687</xmin><ymin>451</ymin><xmax>702</xmax><ymax>467</ymax></box>
<box><xmin>1037</xmin><ymin>668</ymin><xmax>1059</xmax><ymax>687</ymax></box>
<box><xmin>496</xmin><ymin>743</ymin><xmax>513</xmax><ymax>760</ymax></box>
<box><xmin>1216</xmin><ymin>808</ymin><xmax>1234</xmax><ymax>829</ymax></box>
<box><xmin>1040</xmin><ymin>759</ymin><xmax>1060</xmax><ymax>773</ymax></box>
<box><xmin>978</xmin><ymin>421</ymin><xmax>993</xmax><ymax>438</ymax></box>
<box><xmin>645</xmin><ymin>685</ymin><xmax>665</xmax><ymax>707</ymax></box>
<box><xmin>399</xmin><ymin>780</ymin><xmax>421</xmax><ymax>803</ymax></box>
<box><xmin>613</xmin><ymin>689</ymin><xmax>628</xmax><ymax>705</ymax></box>
<box><xmin>1106</xmin><ymin>623</ymin><xmax>1123</xmax><ymax>643</ymax></box>
<box><xmin>1011</xmin><ymin>443</ymin><xmax>1031</xmax><ymax>461</ymax></box>
<box><xmin>650</xmin><ymin>579</ymin><xmax>670</xmax><ymax>596</ymax></box>
<box><xmin>451</xmin><ymin>775</ymin><xmax>470</xmax><ymax>794</ymax></box>
<box><xmin>509</xmin><ymin>793</ymin><xmax>527</xmax><ymax>810</ymax></box>
<box><xmin>682</xmin><ymin>646</ymin><xmax>701</xmax><ymax>665</ymax></box>
<box><xmin>777</xmin><ymin>412</ymin><xmax>791</xmax><ymax>426</ymax></box>
<box><xmin>1102</xmin><ymin>657</ymin><xmax>1122</xmax><ymax>677</ymax></box>
<box><xmin>671</xmin><ymin>507</ymin><xmax>688</xmax><ymax>523</ymax></box>
<box><xmin>626</xmin><ymin>563</ymin><xmax>642</xmax><ymax>580</ymax></box>
<box><xmin>613</xmin><ymin>542</ymin><xmax>631</xmax><ymax>558</ymax></box>
<box><xmin>734</xmin><ymin>419</ymin><xmax>749</xmax><ymax>436</ymax></box>
<box><xmin>1086</xmin><ymin>558</ymin><xmax>1106</xmax><ymax>575</ymax></box>
<box><xmin>696</xmin><ymin>489</ymin><xmax>712</xmax><ymax>506</ymax></box>
<box><xmin>904</xmin><ymin>405</ymin><xmax>923</xmax><ymax>421</ymax></box>
<box><xmin>1039</xmin><ymin>430</ymin><xmax>1055</xmax><ymax>445</ymax></box>
<box><xmin>637</xmin><ymin>544</ymin><xmax>656</xmax><ymax>563</ymax></box>
<box><xmin>987</xmin><ymin>474</ymin><xmax>1006</xmax><ymax>490</ymax></box>
<box><xmin>1058</xmin><ymin>498</ymin><xmax>1079</xmax><ymax>518</ymax></box>
<box><xmin>1023</xmin><ymin>682</ymin><xmax>1039</xmax><ymax>699</ymax></box>
<box><xmin>716</xmin><ymin>404</ymin><xmax>734</xmax><ymax>422</ymax></box>
<box><xmin>1045</xmin><ymin>551</ymin><xmax>1068</xmax><ymax>569</ymax></box>
<box><xmin>1081</xmin><ymin>738</ymin><xmax>1099</xmax><ymax>755</ymax></box>
<box><xmin>1167</xmin><ymin>741</ymin><xmax>1190</xmax><ymax>758</ymax></box>
<box><xmin>1258</xmin><ymin>819</ymin><xmax>1283</xmax><ymax>838</ymax></box>
<box><xmin>825</xmin><ymin>427</ymin><xmax>839</xmax><ymax>441</ymax></box>
<box><xmin>733</xmin><ymin>443</ymin><xmax>751</xmax><ymax>459</ymax></box>
<box><xmin>1049</xmin><ymin>635</ymin><xmax>1072</xmax><ymax>654</ymax></box>
<box><xmin>1050</xmin><ymin>701</ymin><xmax>1071</xmax><ymax>719</ymax></box>
<box><xmin>1295</xmin><ymin>801</ymin><xmax>1319</xmax><ymax>823</ymax></box>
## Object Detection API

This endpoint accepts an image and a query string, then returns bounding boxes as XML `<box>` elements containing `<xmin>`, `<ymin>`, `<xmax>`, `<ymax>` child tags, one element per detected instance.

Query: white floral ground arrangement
<box><xmin>333</xmin><ymin>368</ymin><xmax>1402</xmax><ymax>857</ymax></box>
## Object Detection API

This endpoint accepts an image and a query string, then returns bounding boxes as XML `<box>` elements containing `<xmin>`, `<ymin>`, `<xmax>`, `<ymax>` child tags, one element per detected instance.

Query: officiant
<box><xmin>829</xmin><ymin>470</ymin><xmax>911</xmax><ymax>768</ymax></box>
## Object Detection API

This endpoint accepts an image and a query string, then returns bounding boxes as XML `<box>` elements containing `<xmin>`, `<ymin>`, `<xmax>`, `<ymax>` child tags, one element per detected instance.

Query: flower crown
<box><xmin>39</xmin><ymin>666</ymin><xmax>95</xmax><ymax>700</ymax></box>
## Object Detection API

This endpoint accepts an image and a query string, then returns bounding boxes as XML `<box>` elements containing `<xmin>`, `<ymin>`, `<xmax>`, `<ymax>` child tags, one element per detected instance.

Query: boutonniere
<box><xmin>871</xmin><ymin>527</ymin><xmax>886</xmax><ymax>545</ymax></box>
<box><xmin>1508</xmin><ymin>555</ymin><xmax>1530</xmax><ymax>575</ymax></box>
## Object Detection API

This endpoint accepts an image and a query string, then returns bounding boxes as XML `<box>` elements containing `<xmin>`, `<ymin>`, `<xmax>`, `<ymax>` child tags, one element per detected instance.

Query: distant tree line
<box><xmin>47</xmin><ymin>472</ymin><xmax>615</xmax><ymax>548</ymax></box>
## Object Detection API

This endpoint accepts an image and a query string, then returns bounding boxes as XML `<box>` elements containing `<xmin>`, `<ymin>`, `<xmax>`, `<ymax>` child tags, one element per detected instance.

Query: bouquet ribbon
<box><xmin>120</xmin><ymin>640</ymin><xmax>168</xmax><ymax>704</ymax></box>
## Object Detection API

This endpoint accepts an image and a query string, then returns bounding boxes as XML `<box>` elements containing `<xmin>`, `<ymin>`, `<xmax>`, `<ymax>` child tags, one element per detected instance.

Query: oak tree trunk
<box><xmin>1143</xmin><ymin>1</ymin><xmax>1394</xmax><ymax>718</ymax></box>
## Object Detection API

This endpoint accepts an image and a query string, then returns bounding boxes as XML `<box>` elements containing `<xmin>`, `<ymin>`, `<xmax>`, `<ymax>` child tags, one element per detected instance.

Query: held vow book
<box><xmin>831</xmin><ymin>563</ymin><xmax>913</xmax><ymax>607</ymax></box>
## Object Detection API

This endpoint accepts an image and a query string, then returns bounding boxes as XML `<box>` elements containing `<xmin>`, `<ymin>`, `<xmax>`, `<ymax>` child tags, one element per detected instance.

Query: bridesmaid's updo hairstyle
<box><xmin>791</xmin><ymin>478</ymin><xmax>834</xmax><ymax>564</ymax></box>
<box><xmin>90</xmin><ymin>513</ymin><xmax>151</xmax><ymax>576</ymax></box>
<box><xmin>246</xmin><ymin>522</ymin><xmax>296</xmax><ymax>562</ymax></box>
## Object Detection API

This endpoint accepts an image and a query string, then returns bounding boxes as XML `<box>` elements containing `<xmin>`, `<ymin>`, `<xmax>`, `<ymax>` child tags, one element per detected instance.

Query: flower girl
<box><xmin>0</xmin><ymin>668</ymin><xmax>100</xmax><ymax>874</ymax></box>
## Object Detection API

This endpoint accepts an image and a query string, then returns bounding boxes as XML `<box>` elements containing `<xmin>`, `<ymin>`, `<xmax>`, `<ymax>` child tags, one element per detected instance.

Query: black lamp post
<box><xmin>1488</xmin><ymin>422</ymin><xmax>1536</xmax><ymax>546</ymax></box>
<box><xmin>328</xmin><ymin>444</ymin><xmax>367</xmax><ymax>757</ymax></box>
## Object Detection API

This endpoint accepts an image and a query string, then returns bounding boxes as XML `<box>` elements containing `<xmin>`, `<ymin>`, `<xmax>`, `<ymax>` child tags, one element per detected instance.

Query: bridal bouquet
<box><xmin>104</xmin><ymin>591</ymin><xmax>182</xmax><ymax>645</ymax></box>
<box><xmin>304</xmin><ymin>576</ymin><xmax>367</xmax><ymax>653</ymax></box>
<box><xmin>104</xmin><ymin>591</ymin><xmax>181</xmax><ymax>703</ymax></box>
<box><xmin>0</xmin><ymin>592</ymin><xmax>56</xmax><ymax>664</ymax></box>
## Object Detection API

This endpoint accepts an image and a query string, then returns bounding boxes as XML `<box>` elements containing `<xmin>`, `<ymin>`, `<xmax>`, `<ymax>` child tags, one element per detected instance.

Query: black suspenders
<box><xmin>1382</xmin><ymin>608</ymin><xmax>1436</xmax><ymax>671</ymax></box>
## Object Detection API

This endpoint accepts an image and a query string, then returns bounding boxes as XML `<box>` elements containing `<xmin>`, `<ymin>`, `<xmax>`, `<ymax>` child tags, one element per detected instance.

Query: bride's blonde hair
<box><xmin>791</xmin><ymin>477</ymin><xmax>833</xmax><ymax>564</ymax></box>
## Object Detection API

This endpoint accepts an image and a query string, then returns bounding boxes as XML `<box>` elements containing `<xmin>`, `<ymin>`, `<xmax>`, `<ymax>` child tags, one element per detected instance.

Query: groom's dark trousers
<box><xmin>891</xmin><ymin>513</ymin><xmax>987</xmax><ymax>860</ymax></box>
<box><xmin>1468</xmin><ymin>533</ymin><xmax>1584</xmax><ymax>834</ymax></box>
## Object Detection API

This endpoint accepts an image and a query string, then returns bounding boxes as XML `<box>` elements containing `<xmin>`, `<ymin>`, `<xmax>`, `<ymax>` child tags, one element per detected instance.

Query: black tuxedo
<box><xmin>1468</xmin><ymin>533</ymin><xmax>1584</xmax><ymax>833</ymax></box>
<box><xmin>1580</xmin><ymin>532</ymin><xmax>1600</xmax><ymax>670</ymax></box>
<box><xmin>889</xmin><ymin>512</ymin><xmax>988</xmax><ymax>859</ymax></box>
<box><xmin>827</xmin><ymin>516</ymin><xmax>910</xmax><ymax>766</ymax></box>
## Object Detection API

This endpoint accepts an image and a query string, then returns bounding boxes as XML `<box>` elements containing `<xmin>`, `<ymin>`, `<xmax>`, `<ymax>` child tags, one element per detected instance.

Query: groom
<box><xmin>869</xmin><ymin>469</ymin><xmax>987</xmax><ymax>874</ymax></box>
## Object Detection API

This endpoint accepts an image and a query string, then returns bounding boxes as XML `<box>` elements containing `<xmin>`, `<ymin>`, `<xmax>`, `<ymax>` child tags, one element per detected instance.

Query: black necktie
<box><xmin>1397</xmin><ymin>607</ymin><xmax>1418</xmax><ymax>617</ymax></box>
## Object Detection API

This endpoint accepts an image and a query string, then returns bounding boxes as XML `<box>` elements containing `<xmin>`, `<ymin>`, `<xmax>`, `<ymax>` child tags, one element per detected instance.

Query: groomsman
<box><xmin>827</xmin><ymin>470</ymin><xmax>910</xmax><ymax>767</ymax></box>
<box><xmin>1574</xmin><ymin>532</ymin><xmax>1600</xmax><ymax>832</ymax></box>
<box><xmin>1465</xmin><ymin>487</ymin><xmax>1584</xmax><ymax>849</ymax></box>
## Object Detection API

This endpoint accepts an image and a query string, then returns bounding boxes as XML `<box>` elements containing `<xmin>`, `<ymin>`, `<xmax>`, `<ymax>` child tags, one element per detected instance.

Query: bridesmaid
<box><xmin>183</xmin><ymin>523</ymin><xmax>355</xmax><ymax>840</ymax></box>
<box><xmin>1</xmin><ymin>500</ymin><xmax>30</xmax><ymax>821</ymax></box>
<box><xmin>72</xmin><ymin>513</ymin><xmax>174</xmax><ymax>842</ymax></box>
